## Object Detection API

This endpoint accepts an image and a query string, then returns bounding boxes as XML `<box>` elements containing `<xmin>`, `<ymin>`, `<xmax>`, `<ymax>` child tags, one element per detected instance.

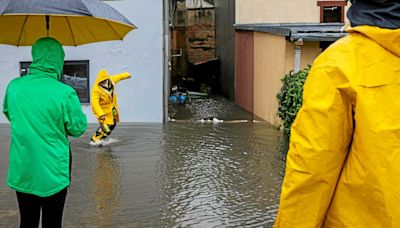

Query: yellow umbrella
<box><xmin>0</xmin><ymin>0</ymin><xmax>137</xmax><ymax>46</ymax></box>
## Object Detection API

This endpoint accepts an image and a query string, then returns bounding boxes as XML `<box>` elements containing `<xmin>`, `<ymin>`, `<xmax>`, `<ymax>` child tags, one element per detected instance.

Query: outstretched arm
<box><xmin>110</xmin><ymin>72</ymin><xmax>131</xmax><ymax>84</ymax></box>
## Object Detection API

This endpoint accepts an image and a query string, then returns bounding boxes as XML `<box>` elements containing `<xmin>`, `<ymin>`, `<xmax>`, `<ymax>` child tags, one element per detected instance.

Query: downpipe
<box><xmin>163</xmin><ymin>0</ymin><xmax>170</xmax><ymax>122</ymax></box>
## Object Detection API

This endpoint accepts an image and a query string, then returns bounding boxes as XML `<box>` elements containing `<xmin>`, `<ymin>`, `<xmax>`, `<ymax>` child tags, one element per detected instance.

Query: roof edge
<box><xmin>234</xmin><ymin>23</ymin><xmax>347</xmax><ymax>41</ymax></box>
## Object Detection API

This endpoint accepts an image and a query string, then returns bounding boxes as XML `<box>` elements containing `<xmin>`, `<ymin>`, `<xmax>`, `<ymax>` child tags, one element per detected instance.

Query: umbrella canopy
<box><xmin>0</xmin><ymin>0</ymin><xmax>137</xmax><ymax>46</ymax></box>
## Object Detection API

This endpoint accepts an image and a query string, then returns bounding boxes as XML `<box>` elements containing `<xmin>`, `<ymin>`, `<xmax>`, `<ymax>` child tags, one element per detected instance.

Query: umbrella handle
<box><xmin>46</xmin><ymin>15</ymin><xmax>49</xmax><ymax>36</ymax></box>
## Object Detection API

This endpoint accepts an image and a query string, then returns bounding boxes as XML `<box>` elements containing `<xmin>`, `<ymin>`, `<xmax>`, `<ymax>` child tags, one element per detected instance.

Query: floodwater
<box><xmin>0</xmin><ymin>97</ymin><xmax>287</xmax><ymax>227</ymax></box>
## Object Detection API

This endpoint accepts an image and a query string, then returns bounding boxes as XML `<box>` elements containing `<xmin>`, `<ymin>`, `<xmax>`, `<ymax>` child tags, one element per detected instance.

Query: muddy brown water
<box><xmin>0</xmin><ymin>98</ymin><xmax>287</xmax><ymax>227</ymax></box>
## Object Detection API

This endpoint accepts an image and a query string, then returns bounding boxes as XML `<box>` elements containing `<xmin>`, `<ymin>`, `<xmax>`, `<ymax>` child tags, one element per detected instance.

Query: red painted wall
<box><xmin>235</xmin><ymin>31</ymin><xmax>254</xmax><ymax>113</ymax></box>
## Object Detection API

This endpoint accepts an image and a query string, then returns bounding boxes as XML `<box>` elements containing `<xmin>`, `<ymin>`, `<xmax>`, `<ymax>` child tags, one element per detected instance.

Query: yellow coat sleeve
<box><xmin>275</xmin><ymin>66</ymin><xmax>354</xmax><ymax>227</ymax></box>
<box><xmin>110</xmin><ymin>72</ymin><xmax>131</xmax><ymax>84</ymax></box>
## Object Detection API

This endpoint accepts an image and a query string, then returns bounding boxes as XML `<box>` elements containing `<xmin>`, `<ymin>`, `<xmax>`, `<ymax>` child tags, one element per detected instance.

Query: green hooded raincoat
<box><xmin>2</xmin><ymin>37</ymin><xmax>87</xmax><ymax>197</ymax></box>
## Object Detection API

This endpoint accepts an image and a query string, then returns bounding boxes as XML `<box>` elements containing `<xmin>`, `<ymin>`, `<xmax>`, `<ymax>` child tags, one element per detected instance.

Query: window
<box><xmin>176</xmin><ymin>10</ymin><xmax>187</xmax><ymax>27</ymax></box>
<box><xmin>20</xmin><ymin>60</ymin><xmax>90</xmax><ymax>103</ymax></box>
<box><xmin>20</xmin><ymin>62</ymin><xmax>31</xmax><ymax>76</ymax></box>
<box><xmin>317</xmin><ymin>1</ymin><xmax>347</xmax><ymax>23</ymax></box>
<box><xmin>173</xmin><ymin>0</ymin><xmax>187</xmax><ymax>27</ymax></box>
<box><xmin>62</xmin><ymin>61</ymin><xmax>90</xmax><ymax>103</ymax></box>
<box><xmin>323</xmin><ymin>6</ymin><xmax>341</xmax><ymax>22</ymax></box>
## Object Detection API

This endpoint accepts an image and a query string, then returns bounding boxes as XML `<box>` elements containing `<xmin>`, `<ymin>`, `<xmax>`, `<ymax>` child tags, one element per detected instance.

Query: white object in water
<box><xmin>102</xmin><ymin>137</ymin><xmax>119</xmax><ymax>145</ymax></box>
<box><xmin>213</xmin><ymin>118</ymin><xmax>223</xmax><ymax>123</ymax></box>
<box><xmin>89</xmin><ymin>137</ymin><xmax>119</xmax><ymax>147</ymax></box>
<box><xmin>89</xmin><ymin>140</ymin><xmax>102</xmax><ymax>147</ymax></box>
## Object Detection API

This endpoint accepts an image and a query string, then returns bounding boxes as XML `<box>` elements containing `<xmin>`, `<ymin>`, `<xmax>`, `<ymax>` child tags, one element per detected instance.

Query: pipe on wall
<box><xmin>163</xmin><ymin>0</ymin><xmax>170</xmax><ymax>122</ymax></box>
<box><xmin>294</xmin><ymin>38</ymin><xmax>303</xmax><ymax>73</ymax></box>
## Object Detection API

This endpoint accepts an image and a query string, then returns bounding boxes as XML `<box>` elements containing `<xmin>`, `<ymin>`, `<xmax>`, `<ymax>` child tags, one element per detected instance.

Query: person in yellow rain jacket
<box><xmin>90</xmin><ymin>69</ymin><xmax>131</xmax><ymax>145</ymax></box>
<box><xmin>275</xmin><ymin>0</ymin><xmax>400</xmax><ymax>227</ymax></box>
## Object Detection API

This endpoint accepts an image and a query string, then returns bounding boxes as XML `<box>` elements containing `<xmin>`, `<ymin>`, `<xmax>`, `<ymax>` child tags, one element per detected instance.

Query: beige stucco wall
<box><xmin>253</xmin><ymin>32</ymin><xmax>287</xmax><ymax>125</ymax></box>
<box><xmin>236</xmin><ymin>0</ymin><xmax>346</xmax><ymax>125</ymax></box>
<box><xmin>236</xmin><ymin>0</ymin><xmax>351</xmax><ymax>24</ymax></box>
<box><xmin>253</xmin><ymin>32</ymin><xmax>322</xmax><ymax>125</ymax></box>
<box><xmin>236</xmin><ymin>0</ymin><xmax>319</xmax><ymax>24</ymax></box>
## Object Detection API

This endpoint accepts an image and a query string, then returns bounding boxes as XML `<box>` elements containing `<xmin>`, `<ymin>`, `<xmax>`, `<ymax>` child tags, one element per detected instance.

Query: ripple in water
<box><xmin>0</xmin><ymin>120</ymin><xmax>287</xmax><ymax>227</ymax></box>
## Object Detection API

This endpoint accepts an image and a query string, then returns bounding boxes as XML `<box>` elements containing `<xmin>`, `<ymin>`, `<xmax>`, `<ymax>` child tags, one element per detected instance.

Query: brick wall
<box><xmin>187</xmin><ymin>9</ymin><xmax>216</xmax><ymax>63</ymax></box>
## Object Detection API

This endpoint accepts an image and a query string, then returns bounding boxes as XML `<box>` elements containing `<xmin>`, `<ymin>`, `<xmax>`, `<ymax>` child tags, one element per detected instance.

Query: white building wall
<box><xmin>0</xmin><ymin>0</ymin><xmax>164</xmax><ymax>123</ymax></box>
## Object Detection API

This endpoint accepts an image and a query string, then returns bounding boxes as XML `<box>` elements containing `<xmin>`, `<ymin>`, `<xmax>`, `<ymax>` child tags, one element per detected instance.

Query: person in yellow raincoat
<box><xmin>90</xmin><ymin>69</ymin><xmax>131</xmax><ymax>145</ymax></box>
<box><xmin>275</xmin><ymin>0</ymin><xmax>400</xmax><ymax>227</ymax></box>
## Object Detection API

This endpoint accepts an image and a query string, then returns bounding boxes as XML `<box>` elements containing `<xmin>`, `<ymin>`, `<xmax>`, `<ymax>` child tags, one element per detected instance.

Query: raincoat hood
<box><xmin>347</xmin><ymin>25</ymin><xmax>400</xmax><ymax>57</ymax></box>
<box><xmin>347</xmin><ymin>0</ymin><xmax>400</xmax><ymax>29</ymax></box>
<box><xmin>95</xmin><ymin>69</ymin><xmax>112</xmax><ymax>85</ymax></box>
<box><xmin>29</xmin><ymin>37</ymin><xmax>65</xmax><ymax>80</ymax></box>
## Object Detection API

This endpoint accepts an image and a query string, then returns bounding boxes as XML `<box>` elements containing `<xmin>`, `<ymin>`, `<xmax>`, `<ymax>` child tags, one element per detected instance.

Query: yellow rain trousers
<box><xmin>275</xmin><ymin>26</ymin><xmax>400</xmax><ymax>227</ymax></box>
<box><xmin>91</xmin><ymin>70</ymin><xmax>131</xmax><ymax>125</ymax></box>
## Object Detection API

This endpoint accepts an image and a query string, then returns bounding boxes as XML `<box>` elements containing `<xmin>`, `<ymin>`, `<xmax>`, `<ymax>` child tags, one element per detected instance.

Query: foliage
<box><xmin>277</xmin><ymin>65</ymin><xmax>311</xmax><ymax>137</ymax></box>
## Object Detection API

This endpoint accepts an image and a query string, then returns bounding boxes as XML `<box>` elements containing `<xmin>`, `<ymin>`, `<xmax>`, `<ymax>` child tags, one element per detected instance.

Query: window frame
<box><xmin>317</xmin><ymin>1</ymin><xmax>348</xmax><ymax>23</ymax></box>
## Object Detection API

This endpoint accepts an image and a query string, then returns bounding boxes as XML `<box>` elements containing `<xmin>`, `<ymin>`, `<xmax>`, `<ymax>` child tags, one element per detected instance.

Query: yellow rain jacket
<box><xmin>275</xmin><ymin>26</ymin><xmax>400</xmax><ymax>227</ymax></box>
<box><xmin>91</xmin><ymin>70</ymin><xmax>131</xmax><ymax>125</ymax></box>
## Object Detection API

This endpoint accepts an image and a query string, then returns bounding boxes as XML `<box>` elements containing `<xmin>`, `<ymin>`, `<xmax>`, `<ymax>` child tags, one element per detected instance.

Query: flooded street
<box><xmin>0</xmin><ymin>98</ymin><xmax>287</xmax><ymax>227</ymax></box>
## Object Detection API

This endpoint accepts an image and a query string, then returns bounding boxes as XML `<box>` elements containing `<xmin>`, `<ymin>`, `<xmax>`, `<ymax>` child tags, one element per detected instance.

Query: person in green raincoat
<box><xmin>275</xmin><ymin>1</ymin><xmax>400</xmax><ymax>227</ymax></box>
<box><xmin>90</xmin><ymin>69</ymin><xmax>131</xmax><ymax>145</ymax></box>
<box><xmin>2</xmin><ymin>37</ymin><xmax>87</xmax><ymax>227</ymax></box>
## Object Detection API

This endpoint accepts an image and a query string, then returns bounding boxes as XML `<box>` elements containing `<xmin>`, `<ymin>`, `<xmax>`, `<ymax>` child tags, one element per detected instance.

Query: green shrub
<box><xmin>277</xmin><ymin>65</ymin><xmax>311</xmax><ymax>137</ymax></box>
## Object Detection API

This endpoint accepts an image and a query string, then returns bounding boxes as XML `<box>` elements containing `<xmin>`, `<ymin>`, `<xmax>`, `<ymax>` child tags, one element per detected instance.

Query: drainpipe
<box><xmin>294</xmin><ymin>38</ymin><xmax>303</xmax><ymax>73</ymax></box>
<box><xmin>163</xmin><ymin>0</ymin><xmax>170</xmax><ymax>122</ymax></box>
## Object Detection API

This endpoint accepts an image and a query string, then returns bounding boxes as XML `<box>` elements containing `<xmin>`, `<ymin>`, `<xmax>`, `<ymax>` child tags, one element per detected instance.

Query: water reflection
<box><xmin>161</xmin><ymin>122</ymin><xmax>285</xmax><ymax>227</ymax></box>
<box><xmin>91</xmin><ymin>148</ymin><xmax>121</xmax><ymax>226</ymax></box>
<box><xmin>169</xmin><ymin>96</ymin><xmax>255</xmax><ymax>121</ymax></box>
<box><xmin>0</xmin><ymin>121</ymin><xmax>286</xmax><ymax>227</ymax></box>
